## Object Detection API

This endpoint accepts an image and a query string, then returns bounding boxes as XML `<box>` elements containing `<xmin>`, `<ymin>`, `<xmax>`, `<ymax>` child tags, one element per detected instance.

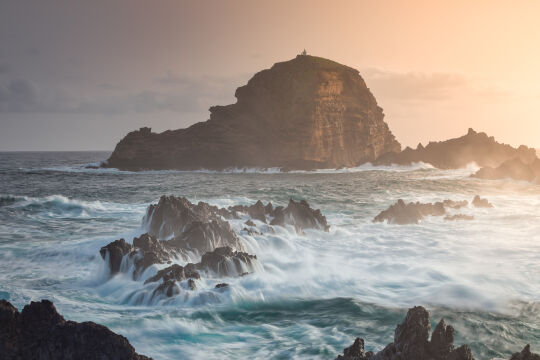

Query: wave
<box><xmin>34</xmin><ymin>162</ymin><xmax>439</xmax><ymax>175</ymax></box>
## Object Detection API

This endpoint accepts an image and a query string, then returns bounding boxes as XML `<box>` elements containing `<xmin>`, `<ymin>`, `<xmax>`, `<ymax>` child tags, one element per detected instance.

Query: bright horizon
<box><xmin>2</xmin><ymin>0</ymin><xmax>540</xmax><ymax>151</ymax></box>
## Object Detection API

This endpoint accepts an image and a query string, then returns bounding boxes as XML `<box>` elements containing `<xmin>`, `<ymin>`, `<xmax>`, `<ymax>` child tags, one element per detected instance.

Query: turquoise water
<box><xmin>0</xmin><ymin>151</ymin><xmax>538</xmax><ymax>359</ymax></box>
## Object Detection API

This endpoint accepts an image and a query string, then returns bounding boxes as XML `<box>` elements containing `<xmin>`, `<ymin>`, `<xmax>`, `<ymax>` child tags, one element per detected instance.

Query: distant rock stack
<box><xmin>104</xmin><ymin>55</ymin><xmax>401</xmax><ymax>171</ymax></box>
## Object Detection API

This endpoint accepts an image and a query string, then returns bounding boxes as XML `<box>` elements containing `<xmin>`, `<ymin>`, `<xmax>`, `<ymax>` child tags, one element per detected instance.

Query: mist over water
<box><xmin>0</xmin><ymin>152</ymin><xmax>538</xmax><ymax>359</ymax></box>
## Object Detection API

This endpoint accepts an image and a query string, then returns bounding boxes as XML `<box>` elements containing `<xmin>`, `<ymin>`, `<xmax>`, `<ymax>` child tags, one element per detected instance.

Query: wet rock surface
<box><xmin>510</xmin><ymin>345</ymin><xmax>540</xmax><ymax>360</ymax></box>
<box><xmin>104</xmin><ymin>55</ymin><xmax>400</xmax><ymax>171</ymax></box>
<box><xmin>198</xmin><ymin>246</ymin><xmax>257</xmax><ymax>277</ymax></box>
<box><xmin>374</xmin><ymin>128</ymin><xmax>537</xmax><ymax>170</ymax></box>
<box><xmin>0</xmin><ymin>299</ymin><xmax>151</xmax><ymax>360</ymax></box>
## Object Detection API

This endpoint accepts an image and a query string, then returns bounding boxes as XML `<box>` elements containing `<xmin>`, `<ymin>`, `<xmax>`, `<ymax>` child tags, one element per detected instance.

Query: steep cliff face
<box><xmin>105</xmin><ymin>55</ymin><xmax>401</xmax><ymax>170</ymax></box>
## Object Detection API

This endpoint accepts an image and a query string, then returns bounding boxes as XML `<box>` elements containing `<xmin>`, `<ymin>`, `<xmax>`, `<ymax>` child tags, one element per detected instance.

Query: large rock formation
<box><xmin>374</xmin><ymin>128</ymin><xmax>537</xmax><ymax>169</ymax></box>
<box><xmin>104</xmin><ymin>55</ymin><xmax>400</xmax><ymax>171</ymax></box>
<box><xmin>0</xmin><ymin>299</ymin><xmax>151</xmax><ymax>360</ymax></box>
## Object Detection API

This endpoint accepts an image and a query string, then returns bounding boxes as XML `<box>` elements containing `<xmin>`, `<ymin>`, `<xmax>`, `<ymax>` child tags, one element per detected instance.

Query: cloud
<box><xmin>0</xmin><ymin>72</ymin><xmax>248</xmax><ymax>114</ymax></box>
<box><xmin>361</xmin><ymin>68</ymin><xmax>468</xmax><ymax>101</ymax></box>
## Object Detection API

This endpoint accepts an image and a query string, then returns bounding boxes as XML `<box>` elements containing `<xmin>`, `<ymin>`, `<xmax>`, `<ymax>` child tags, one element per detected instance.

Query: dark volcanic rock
<box><xmin>215</xmin><ymin>283</ymin><xmax>229</xmax><ymax>289</ymax></box>
<box><xmin>472</xmin><ymin>195</ymin><xmax>493</xmax><ymax>208</ymax></box>
<box><xmin>99</xmin><ymin>238</ymin><xmax>133</xmax><ymax>275</ymax></box>
<box><xmin>373</xmin><ymin>199</ymin><xmax>446</xmax><ymax>225</ymax></box>
<box><xmin>336</xmin><ymin>306</ymin><xmax>474</xmax><ymax>360</ymax></box>
<box><xmin>270</xmin><ymin>199</ymin><xmax>330</xmax><ymax>232</ymax></box>
<box><xmin>472</xmin><ymin>157</ymin><xmax>540</xmax><ymax>183</ymax></box>
<box><xmin>374</xmin><ymin>128</ymin><xmax>537</xmax><ymax>170</ymax></box>
<box><xmin>198</xmin><ymin>246</ymin><xmax>257</xmax><ymax>277</ymax></box>
<box><xmin>168</xmin><ymin>219</ymin><xmax>242</xmax><ymax>255</ymax></box>
<box><xmin>104</xmin><ymin>55</ymin><xmax>400</xmax><ymax>171</ymax></box>
<box><xmin>0</xmin><ymin>299</ymin><xmax>150</xmax><ymax>360</ymax></box>
<box><xmin>144</xmin><ymin>263</ymin><xmax>200</xmax><ymax>285</ymax></box>
<box><xmin>510</xmin><ymin>345</ymin><xmax>540</xmax><ymax>360</ymax></box>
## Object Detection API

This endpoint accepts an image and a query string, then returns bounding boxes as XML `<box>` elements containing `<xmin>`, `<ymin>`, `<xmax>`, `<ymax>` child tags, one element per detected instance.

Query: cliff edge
<box><xmin>104</xmin><ymin>55</ymin><xmax>401</xmax><ymax>170</ymax></box>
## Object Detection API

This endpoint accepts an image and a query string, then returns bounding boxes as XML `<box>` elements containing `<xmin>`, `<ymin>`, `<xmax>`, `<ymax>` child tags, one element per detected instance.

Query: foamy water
<box><xmin>0</xmin><ymin>151</ymin><xmax>538</xmax><ymax>359</ymax></box>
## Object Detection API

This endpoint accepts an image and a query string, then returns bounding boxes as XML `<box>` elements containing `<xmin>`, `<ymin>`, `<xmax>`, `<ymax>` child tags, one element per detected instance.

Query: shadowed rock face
<box><xmin>0</xmin><ymin>300</ymin><xmax>151</xmax><ymax>360</ymax></box>
<box><xmin>471</xmin><ymin>195</ymin><xmax>493</xmax><ymax>208</ymax></box>
<box><xmin>510</xmin><ymin>345</ymin><xmax>540</xmax><ymax>360</ymax></box>
<box><xmin>472</xmin><ymin>157</ymin><xmax>540</xmax><ymax>183</ymax></box>
<box><xmin>104</xmin><ymin>55</ymin><xmax>400</xmax><ymax>171</ymax></box>
<box><xmin>374</xmin><ymin>128</ymin><xmax>537</xmax><ymax>170</ymax></box>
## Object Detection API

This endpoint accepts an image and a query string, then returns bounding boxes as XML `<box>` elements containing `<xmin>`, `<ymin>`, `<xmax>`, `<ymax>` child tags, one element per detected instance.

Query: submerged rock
<box><xmin>373</xmin><ymin>199</ymin><xmax>446</xmax><ymax>224</ymax></box>
<box><xmin>0</xmin><ymin>299</ymin><xmax>151</xmax><ymax>360</ymax></box>
<box><xmin>198</xmin><ymin>246</ymin><xmax>257</xmax><ymax>277</ymax></box>
<box><xmin>336</xmin><ymin>306</ymin><xmax>474</xmax><ymax>360</ymax></box>
<box><xmin>104</xmin><ymin>55</ymin><xmax>400</xmax><ymax>171</ymax></box>
<box><xmin>374</xmin><ymin>128</ymin><xmax>537</xmax><ymax>170</ymax></box>
<box><xmin>472</xmin><ymin>157</ymin><xmax>540</xmax><ymax>183</ymax></box>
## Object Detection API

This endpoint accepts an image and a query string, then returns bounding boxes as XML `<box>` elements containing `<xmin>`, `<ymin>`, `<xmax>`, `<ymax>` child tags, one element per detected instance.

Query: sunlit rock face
<box><xmin>104</xmin><ymin>55</ymin><xmax>400</xmax><ymax>171</ymax></box>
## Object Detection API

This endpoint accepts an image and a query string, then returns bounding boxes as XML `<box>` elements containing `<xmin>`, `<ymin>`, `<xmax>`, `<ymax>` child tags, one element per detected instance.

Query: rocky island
<box><xmin>103</xmin><ymin>55</ymin><xmax>401</xmax><ymax>171</ymax></box>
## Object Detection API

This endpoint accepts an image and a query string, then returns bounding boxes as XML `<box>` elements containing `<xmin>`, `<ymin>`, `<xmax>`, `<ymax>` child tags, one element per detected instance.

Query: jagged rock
<box><xmin>103</xmin><ymin>55</ymin><xmax>400</xmax><ymax>171</ymax></box>
<box><xmin>198</xmin><ymin>246</ymin><xmax>257</xmax><ymax>277</ymax></box>
<box><xmin>510</xmin><ymin>345</ymin><xmax>540</xmax><ymax>360</ymax></box>
<box><xmin>472</xmin><ymin>195</ymin><xmax>493</xmax><ymax>208</ymax></box>
<box><xmin>444</xmin><ymin>214</ymin><xmax>474</xmax><ymax>221</ymax></box>
<box><xmin>442</xmin><ymin>200</ymin><xmax>468</xmax><ymax>209</ymax></box>
<box><xmin>215</xmin><ymin>283</ymin><xmax>229</xmax><ymax>289</ymax></box>
<box><xmin>99</xmin><ymin>238</ymin><xmax>133</xmax><ymax>275</ymax></box>
<box><xmin>145</xmin><ymin>195</ymin><xmax>231</xmax><ymax>239</ymax></box>
<box><xmin>244</xmin><ymin>219</ymin><xmax>256</xmax><ymax>227</ymax></box>
<box><xmin>373</xmin><ymin>200</ymin><xmax>446</xmax><ymax>224</ymax></box>
<box><xmin>0</xmin><ymin>299</ymin><xmax>150</xmax><ymax>360</ymax></box>
<box><xmin>270</xmin><ymin>199</ymin><xmax>330</xmax><ymax>232</ymax></box>
<box><xmin>374</xmin><ymin>128</ymin><xmax>537</xmax><ymax>170</ymax></box>
<box><xmin>336</xmin><ymin>306</ymin><xmax>474</xmax><ymax>360</ymax></box>
<box><xmin>472</xmin><ymin>157</ymin><xmax>540</xmax><ymax>183</ymax></box>
<box><xmin>130</xmin><ymin>233</ymin><xmax>174</xmax><ymax>279</ymax></box>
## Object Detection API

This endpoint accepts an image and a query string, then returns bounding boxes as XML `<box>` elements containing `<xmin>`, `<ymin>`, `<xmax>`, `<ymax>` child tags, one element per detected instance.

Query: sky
<box><xmin>1</xmin><ymin>0</ymin><xmax>540</xmax><ymax>151</ymax></box>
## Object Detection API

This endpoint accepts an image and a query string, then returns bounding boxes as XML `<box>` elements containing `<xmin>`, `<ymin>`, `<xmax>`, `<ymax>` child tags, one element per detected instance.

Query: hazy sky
<box><xmin>1</xmin><ymin>0</ymin><xmax>540</xmax><ymax>150</ymax></box>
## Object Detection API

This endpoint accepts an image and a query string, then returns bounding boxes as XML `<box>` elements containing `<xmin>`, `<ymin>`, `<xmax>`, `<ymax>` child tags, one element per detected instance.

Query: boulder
<box><xmin>270</xmin><ymin>199</ymin><xmax>330</xmax><ymax>232</ymax></box>
<box><xmin>99</xmin><ymin>238</ymin><xmax>133</xmax><ymax>275</ymax></box>
<box><xmin>0</xmin><ymin>299</ymin><xmax>151</xmax><ymax>360</ymax></box>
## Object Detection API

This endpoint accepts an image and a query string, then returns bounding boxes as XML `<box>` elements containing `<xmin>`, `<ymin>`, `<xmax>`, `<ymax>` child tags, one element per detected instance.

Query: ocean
<box><xmin>0</xmin><ymin>151</ymin><xmax>538</xmax><ymax>359</ymax></box>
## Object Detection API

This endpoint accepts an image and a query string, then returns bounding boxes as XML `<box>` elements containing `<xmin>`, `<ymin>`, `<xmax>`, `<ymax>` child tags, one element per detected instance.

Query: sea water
<box><xmin>0</xmin><ymin>151</ymin><xmax>538</xmax><ymax>359</ymax></box>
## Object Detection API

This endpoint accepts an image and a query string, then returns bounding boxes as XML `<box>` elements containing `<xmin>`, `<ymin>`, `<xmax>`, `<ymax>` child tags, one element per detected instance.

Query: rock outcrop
<box><xmin>0</xmin><ymin>299</ymin><xmax>151</xmax><ymax>360</ymax></box>
<box><xmin>472</xmin><ymin>157</ymin><xmax>540</xmax><ymax>183</ymax></box>
<box><xmin>104</xmin><ymin>55</ymin><xmax>400</xmax><ymax>171</ymax></box>
<box><xmin>336</xmin><ymin>306</ymin><xmax>475</xmax><ymax>360</ymax></box>
<box><xmin>374</xmin><ymin>196</ymin><xmax>490</xmax><ymax>224</ymax></box>
<box><xmin>198</xmin><ymin>246</ymin><xmax>257</xmax><ymax>277</ymax></box>
<box><xmin>510</xmin><ymin>345</ymin><xmax>540</xmax><ymax>360</ymax></box>
<box><xmin>374</xmin><ymin>128</ymin><xmax>537</xmax><ymax>170</ymax></box>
